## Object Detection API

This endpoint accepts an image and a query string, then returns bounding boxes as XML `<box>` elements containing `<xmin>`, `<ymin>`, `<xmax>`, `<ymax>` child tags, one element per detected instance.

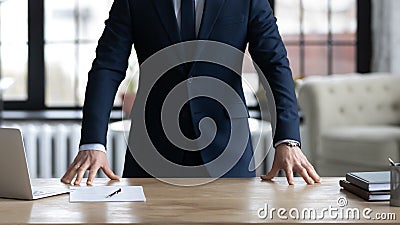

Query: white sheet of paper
<box><xmin>69</xmin><ymin>186</ymin><xmax>146</xmax><ymax>202</ymax></box>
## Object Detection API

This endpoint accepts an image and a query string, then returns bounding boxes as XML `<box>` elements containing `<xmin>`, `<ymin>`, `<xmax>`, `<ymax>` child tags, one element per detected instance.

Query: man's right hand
<box><xmin>61</xmin><ymin>150</ymin><xmax>120</xmax><ymax>185</ymax></box>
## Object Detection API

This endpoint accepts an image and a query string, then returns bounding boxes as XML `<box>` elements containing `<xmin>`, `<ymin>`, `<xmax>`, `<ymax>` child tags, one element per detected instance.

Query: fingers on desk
<box><xmin>74</xmin><ymin>163</ymin><xmax>91</xmax><ymax>185</ymax></box>
<box><xmin>304</xmin><ymin>163</ymin><xmax>321</xmax><ymax>183</ymax></box>
<box><xmin>99</xmin><ymin>166</ymin><xmax>120</xmax><ymax>183</ymax></box>
<box><xmin>61</xmin><ymin>156</ymin><xmax>83</xmax><ymax>184</ymax></box>
<box><xmin>260</xmin><ymin>148</ymin><xmax>321</xmax><ymax>185</ymax></box>
<box><xmin>87</xmin><ymin>166</ymin><xmax>100</xmax><ymax>185</ymax></box>
<box><xmin>86</xmin><ymin>164</ymin><xmax>119</xmax><ymax>185</ymax></box>
<box><xmin>284</xmin><ymin>167</ymin><xmax>295</xmax><ymax>185</ymax></box>
<box><xmin>261</xmin><ymin>166</ymin><xmax>279</xmax><ymax>181</ymax></box>
<box><xmin>60</xmin><ymin>151</ymin><xmax>120</xmax><ymax>185</ymax></box>
<box><xmin>294</xmin><ymin>165</ymin><xmax>313</xmax><ymax>185</ymax></box>
<box><xmin>61</xmin><ymin>151</ymin><xmax>91</xmax><ymax>185</ymax></box>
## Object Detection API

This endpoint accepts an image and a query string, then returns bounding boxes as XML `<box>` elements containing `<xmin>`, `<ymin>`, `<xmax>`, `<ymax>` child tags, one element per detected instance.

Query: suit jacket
<box><xmin>80</xmin><ymin>0</ymin><xmax>300</xmax><ymax>178</ymax></box>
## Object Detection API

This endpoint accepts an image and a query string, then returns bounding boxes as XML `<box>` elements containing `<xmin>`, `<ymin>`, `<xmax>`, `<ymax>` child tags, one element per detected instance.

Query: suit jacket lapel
<box><xmin>152</xmin><ymin>0</ymin><xmax>181</xmax><ymax>43</ymax></box>
<box><xmin>198</xmin><ymin>0</ymin><xmax>226</xmax><ymax>40</ymax></box>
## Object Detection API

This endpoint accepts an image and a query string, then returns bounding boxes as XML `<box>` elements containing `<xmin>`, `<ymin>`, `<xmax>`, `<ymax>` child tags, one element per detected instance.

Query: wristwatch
<box><xmin>283</xmin><ymin>140</ymin><xmax>301</xmax><ymax>148</ymax></box>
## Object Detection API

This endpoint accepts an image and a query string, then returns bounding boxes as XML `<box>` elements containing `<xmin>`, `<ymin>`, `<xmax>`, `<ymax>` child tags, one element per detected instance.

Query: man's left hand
<box><xmin>261</xmin><ymin>144</ymin><xmax>321</xmax><ymax>185</ymax></box>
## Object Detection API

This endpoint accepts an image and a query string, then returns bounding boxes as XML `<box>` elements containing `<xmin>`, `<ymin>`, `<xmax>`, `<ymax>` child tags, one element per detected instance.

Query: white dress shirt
<box><xmin>80</xmin><ymin>0</ymin><xmax>298</xmax><ymax>152</ymax></box>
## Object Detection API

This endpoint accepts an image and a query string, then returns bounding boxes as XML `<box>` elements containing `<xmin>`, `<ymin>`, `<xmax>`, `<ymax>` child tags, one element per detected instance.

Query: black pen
<box><xmin>389</xmin><ymin>157</ymin><xmax>396</xmax><ymax>166</ymax></box>
<box><xmin>106</xmin><ymin>188</ymin><xmax>122</xmax><ymax>198</ymax></box>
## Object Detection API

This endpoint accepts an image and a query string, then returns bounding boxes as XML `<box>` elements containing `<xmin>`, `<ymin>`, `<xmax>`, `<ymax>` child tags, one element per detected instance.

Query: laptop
<box><xmin>0</xmin><ymin>128</ymin><xmax>69</xmax><ymax>200</ymax></box>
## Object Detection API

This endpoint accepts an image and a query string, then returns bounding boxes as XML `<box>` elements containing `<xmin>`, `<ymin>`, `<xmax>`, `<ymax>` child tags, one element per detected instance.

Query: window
<box><xmin>0</xmin><ymin>0</ymin><xmax>28</xmax><ymax>101</ymax></box>
<box><xmin>44</xmin><ymin>0</ymin><xmax>113</xmax><ymax>107</ymax></box>
<box><xmin>275</xmin><ymin>0</ymin><xmax>357</xmax><ymax>77</ymax></box>
<box><xmin>2</xmin><ymin>0</ymin><xmax>371</xmax><ymax>110</ymax></box>
<box><xmin>243</xmin><ymin>0</ymin><xmax>360</xmax><ymax>78</ymax></box>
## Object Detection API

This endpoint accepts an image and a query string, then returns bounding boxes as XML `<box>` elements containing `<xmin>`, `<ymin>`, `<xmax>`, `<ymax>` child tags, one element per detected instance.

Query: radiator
<box><xmin>1</xmin><ymin>122</ymin><xmax>128</xmax><ymax>178</ymax></box>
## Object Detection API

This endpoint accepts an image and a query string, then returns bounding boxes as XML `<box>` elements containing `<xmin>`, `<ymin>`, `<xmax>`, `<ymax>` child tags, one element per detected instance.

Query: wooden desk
<box><xmin>0</xmin><ymin>178</ymin><xmax>399</xmax><ymax>224</ymax></box>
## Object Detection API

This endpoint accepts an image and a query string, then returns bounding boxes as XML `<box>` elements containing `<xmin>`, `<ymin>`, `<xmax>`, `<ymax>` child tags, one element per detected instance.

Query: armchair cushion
<box><xmin>321</xmin><ymin>126</ymin><xmax>400</xmax><ymax>167</ymax></box>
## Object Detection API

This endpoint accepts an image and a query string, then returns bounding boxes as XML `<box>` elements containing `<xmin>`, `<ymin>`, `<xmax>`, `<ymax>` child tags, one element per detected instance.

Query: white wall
<box><xmin>372</xmin><ymin>0</ymin><xmax>400</xmax><ymax>74</ymax></box>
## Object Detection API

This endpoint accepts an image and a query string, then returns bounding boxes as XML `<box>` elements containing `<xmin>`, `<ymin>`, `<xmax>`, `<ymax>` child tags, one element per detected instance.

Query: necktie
<box><xmin>181</xmin><ymin>0</ymin><xmax>196</xmax><ymax>41</ymax></box>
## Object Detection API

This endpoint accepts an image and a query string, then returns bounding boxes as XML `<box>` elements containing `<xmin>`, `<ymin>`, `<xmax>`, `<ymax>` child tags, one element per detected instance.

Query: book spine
<box><xmin>339</xmin><ymin>180</ymin><xmax>369</xmax><ymax>201</ymax></box>
<box><xmin>345</xmin><ymin>174</ymin><xmax>369</xmax><ymax>191</ymax></box>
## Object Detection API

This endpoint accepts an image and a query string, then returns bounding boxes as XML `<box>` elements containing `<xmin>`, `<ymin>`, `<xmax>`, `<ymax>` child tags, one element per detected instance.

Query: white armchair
<box><xmin>298</xmin><ymin>73</ymin><xmax>400</xmax><ymax>176</ymax></box>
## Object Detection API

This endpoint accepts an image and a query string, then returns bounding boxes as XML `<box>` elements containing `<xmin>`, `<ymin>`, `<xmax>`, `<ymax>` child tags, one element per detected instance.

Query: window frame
<box><xmin>271</xmin><ymin>0</ymin><xmax>370</xmax><ymax>77</ymax></box>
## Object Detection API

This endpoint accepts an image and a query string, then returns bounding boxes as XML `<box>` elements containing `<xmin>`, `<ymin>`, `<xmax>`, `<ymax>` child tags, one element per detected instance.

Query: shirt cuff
<box><xmin>79</xmin><ymin>143</ymin><xmax>107</xmax><ymax>153</ymax></box>
<box><xmin>274</xmin><ymin>139</ymin><xmax>301</xmax><ymax>148</ymax></box>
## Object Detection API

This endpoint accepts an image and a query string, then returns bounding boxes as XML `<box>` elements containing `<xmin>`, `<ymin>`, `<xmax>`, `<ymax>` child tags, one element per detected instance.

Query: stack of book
<box><xmin>339</xmin><ymin>171</ymin><xmax>390</xmax><ymax>201</ymax></box>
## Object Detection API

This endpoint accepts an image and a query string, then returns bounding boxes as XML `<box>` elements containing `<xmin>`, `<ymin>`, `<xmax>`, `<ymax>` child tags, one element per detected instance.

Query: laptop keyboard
<box><xmin>33</xmin><ymin>190</ymin><xmax>54</xmax><ymax>196</ymax></box>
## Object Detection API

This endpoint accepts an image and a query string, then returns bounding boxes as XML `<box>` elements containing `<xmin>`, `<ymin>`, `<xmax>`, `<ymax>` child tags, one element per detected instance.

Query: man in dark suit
<box><xmin>61</xmin><ymin>0</ymin><xmax>320</xmax><ymax>185</ymax></box>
